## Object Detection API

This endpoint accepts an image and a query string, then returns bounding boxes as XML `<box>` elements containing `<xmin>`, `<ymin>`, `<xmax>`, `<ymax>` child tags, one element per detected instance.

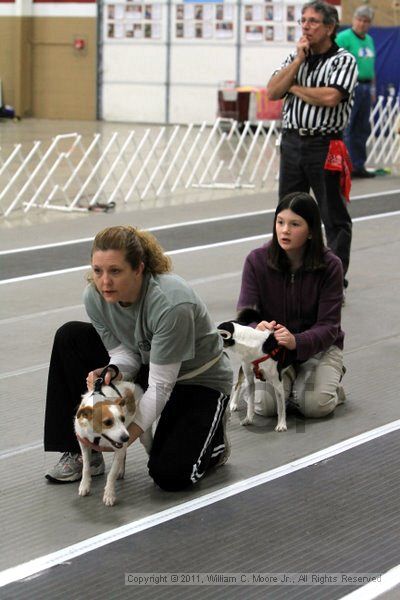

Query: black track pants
<box><xmin>44</xmin><ymin>321</ymin><xmax>229</xmax><ymax>490</ymax></box>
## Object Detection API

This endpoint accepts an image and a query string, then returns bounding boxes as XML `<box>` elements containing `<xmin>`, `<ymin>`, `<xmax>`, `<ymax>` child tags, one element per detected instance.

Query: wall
<box><xmin>101</xmin><ymin>0</ymin><xmax>399</xmax><ymax>124</ymax></box>
<box><xmin>0</xmin><ymin>15</ymin><xmax>31</xmax><ymax>113</ymax></box>
<box><xmin>0</xmin><ymin>1</ymin><xmax>97</xmax><ymax>119</ymax></box>
<box><xmin>1</xmin><ymin>0</ymin><xmax>398</xmax><ymax>123</ymax></box>
<box><xmin>101</xmin><ymin>0</ymin><xmax>311</xmax><ymax>124</ymax></box>
<box><xmin>342</xmin><ymin>0</ymin><xmax>400</xmax><ymax>27</ymax></box>
<box><xmin>31</xmin><ymin>16</ymin><xmax>97</xmax><ymax>119</ymax></box>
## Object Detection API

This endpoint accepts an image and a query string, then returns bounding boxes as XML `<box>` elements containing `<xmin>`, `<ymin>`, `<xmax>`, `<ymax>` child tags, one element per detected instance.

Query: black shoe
<box><xmin>351</xmin><ymin>168</ymin><xmax>376</xmax><ymax>179</ymax></box>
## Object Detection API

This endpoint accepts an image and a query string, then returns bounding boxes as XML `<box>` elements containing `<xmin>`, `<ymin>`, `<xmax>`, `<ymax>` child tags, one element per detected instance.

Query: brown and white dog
<box><xmin>75</xmin><ymin>379</ymin><xmax>152</xmax><ymax>506</ymax></box>
<box><xmin>218</xmin><ymin>309</ymin><xmax>295</xmax><ymax>431</ymax></box>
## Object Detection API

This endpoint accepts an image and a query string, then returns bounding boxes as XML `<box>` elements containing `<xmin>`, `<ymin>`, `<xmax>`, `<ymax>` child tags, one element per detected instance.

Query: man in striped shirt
<box><xmin>267</xmin><ymin>0</ymin><xmax>358</xmax><ymax>291</ymax></box>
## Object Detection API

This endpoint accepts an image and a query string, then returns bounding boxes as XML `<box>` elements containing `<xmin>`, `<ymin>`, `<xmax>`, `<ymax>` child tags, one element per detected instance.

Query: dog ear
<box><xmin>217</xmin><ymin>321</ymin><xmax>235</xmax><ymax>346</ymax></box>
<box><xmin>217</xmin><ymin>321</ymin><xmax>235</xmax><ymax>335</ymax></box>
<box><xmin>77</xmin><ymin>406</ymin><xmax>93</xmax><ymax>421</ymax></box>
<box><xmin>236</xmin><ymin>307</ymin><xmax>262</xmax><ymax>326</ymax></box>
<box><xmin>120</xmin><ymin>388</ymin><xmax>136</xmax><ymax>413</ymax></box>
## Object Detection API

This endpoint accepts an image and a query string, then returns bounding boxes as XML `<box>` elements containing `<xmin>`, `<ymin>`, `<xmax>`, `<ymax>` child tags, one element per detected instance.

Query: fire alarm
<box><xmin>74</xmin><ymin>37</ymin><xmax>86</xmax><ymax>51</ymax></box>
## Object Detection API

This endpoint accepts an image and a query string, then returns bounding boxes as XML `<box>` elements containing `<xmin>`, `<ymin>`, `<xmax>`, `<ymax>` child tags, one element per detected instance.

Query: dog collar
<box><xmin>252</xmin><ymin>348</ymin><xmax>281</xmax><ymax>381</ymax></box>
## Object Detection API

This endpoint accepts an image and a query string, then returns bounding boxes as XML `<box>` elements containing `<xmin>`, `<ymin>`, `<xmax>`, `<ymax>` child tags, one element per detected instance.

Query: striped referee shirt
<box><xmin>279</xmin><ymin>43</ymin><xmax>358</xmax><ymax>134</ymax></box>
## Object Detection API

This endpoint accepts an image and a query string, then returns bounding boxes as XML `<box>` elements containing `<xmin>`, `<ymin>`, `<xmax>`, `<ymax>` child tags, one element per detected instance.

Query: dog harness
<box><xmin>93</xmin><ymin>364</ymin><xmax>122</xmax><ymax>398</ymax></box>
<box><xmin>252</xmin><ymin>348</ymin><xmax>282</xmax><ymax>381</ymax></box>
<box><xmin>91</xmin><ymin>365</ymin><xmax>123</xmax><ymax>448</ymax></box>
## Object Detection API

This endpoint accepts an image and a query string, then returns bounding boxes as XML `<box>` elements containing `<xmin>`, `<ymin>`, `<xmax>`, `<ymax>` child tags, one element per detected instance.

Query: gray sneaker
<box><xmin>45</xmin><ymin>452</ymin><xmax>105</xmax><ymax>484</ymax></box>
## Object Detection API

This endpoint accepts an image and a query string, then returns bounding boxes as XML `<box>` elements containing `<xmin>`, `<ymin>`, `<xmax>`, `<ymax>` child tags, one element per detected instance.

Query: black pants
<box><xmin>44</xmin><ymin>321</ymin><xmax>229</xmax><ymax>491</ymax></box>
<box><xmin>279</xmin><ymin>132</ymin><xmax>352</xmax><ymax>278</ymax></box>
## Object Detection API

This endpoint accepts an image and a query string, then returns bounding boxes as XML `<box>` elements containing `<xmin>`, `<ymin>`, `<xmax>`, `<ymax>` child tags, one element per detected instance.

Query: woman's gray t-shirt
<box><xmin>84</xmin><ymin>271</ymin><xmax>233</xmax><ymax>395</ymax></box>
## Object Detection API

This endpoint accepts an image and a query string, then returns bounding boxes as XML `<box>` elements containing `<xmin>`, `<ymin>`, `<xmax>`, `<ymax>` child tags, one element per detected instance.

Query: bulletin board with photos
<box><xmin>243</xmin><ymin>1</ymin><xmax>302</xmax><ymax>44</ymax></box>
<box><xmin>105</xmin><ymin>1</ymin><xmax>163</xmax><ymax>41</ymax></box>
<box><xmin>174</xmin><ymin>3</ymin><xmax>236</xmax><ymax>41</ymax></box>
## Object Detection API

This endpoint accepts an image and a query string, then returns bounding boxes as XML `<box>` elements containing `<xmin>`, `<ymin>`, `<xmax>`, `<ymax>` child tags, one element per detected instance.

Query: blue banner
<box><xmin>370</xmin><ymin>27</ymin><xmax>400</xmax><ymax>96</ymax></box>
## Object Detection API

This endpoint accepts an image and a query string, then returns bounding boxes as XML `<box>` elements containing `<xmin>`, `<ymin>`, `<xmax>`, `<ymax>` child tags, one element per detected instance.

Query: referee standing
<box><xmin>267</xmin><ymin>1</ymin><xmax>358</xmax><ymax>294</ymax></box>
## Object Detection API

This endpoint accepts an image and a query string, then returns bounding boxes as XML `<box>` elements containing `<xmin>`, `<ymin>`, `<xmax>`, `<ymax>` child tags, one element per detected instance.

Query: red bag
<box><xmin>324</xmin><ymin>140</ymin><xmax>353</xmax><ymax>203</ymax></box>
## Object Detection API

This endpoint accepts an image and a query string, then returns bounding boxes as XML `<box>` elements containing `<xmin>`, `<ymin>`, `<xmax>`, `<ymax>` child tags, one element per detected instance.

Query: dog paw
<box><xmin>78</xmin><ymin>482</ymin><xmax>91</xmax><ymax>496</ymax></box>
<box><xmin>103</xmin><ymin>489</ymin><xmax>117</xmax><ymax>506</ymax></box>
<box><xmin>241</xmin><ymin>417</ymin><xmax>254</xmax><ymax>426</ymax></box>
<box><xmin>275</xmin><ymin>423</ymin><xmax>287</xmax><ymax>432</ymax></box>
<box><xmin>230</xmin><ymin>403</ymin><xmax>238</xmax><ymax>412</ymax></box>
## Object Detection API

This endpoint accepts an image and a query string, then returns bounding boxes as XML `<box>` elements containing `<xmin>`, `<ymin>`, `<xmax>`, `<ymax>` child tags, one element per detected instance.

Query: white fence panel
<box><xmin>366</xmin><ymin>95</ymin><xmax>400</xmax><ymax>168</ymax></box>
<box><xmin>1</xmin><ymin>96</ymin><xmax>399</xmax><ymax>218</ymax></box>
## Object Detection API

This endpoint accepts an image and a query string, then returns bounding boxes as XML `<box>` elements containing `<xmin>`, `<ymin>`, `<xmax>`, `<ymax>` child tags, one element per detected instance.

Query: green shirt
<box><xmin>336</xmin><ymin>28</ymin><xmax>375</xmax><ymax>82</ymax></box>
<box><xmin>84</xmin><ymin>271</ymin><xmax>233</xmax><ymax>395</ymax></box>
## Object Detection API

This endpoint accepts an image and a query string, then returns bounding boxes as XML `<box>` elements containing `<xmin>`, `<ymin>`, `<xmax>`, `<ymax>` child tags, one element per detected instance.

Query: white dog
<box><xmin>75</xmin><ymin>377</ymin><xmax>152</xmax><ymax>506</ymax></box>
<box><xmin>218</xmin><ymin>311</ymin><xmax>293</xmax><ymax>431</ymax></box>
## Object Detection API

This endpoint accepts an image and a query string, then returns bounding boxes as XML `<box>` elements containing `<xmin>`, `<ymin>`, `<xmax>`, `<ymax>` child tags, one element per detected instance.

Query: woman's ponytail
<box><xmin>90</xmin><ymin>225</ymin><xmax>172</xmax><ymax>275</ymax></box>
<box><xmin>135</xmin><ymin>229</ymin><xmax>172</xmax><ymax>274</ymax></box>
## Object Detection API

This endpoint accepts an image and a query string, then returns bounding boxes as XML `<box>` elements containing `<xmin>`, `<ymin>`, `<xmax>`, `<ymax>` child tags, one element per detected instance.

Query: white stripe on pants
<box><xmin>190</xmin><ymin>393</ymin><xmax>226</xmax><ymax>483</ymax></box>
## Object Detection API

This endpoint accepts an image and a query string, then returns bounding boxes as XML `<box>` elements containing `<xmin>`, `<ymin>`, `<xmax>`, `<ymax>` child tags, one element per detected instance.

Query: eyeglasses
<box><xmin>298</xmin><ymin>18</ymin><xmax>324</xmax><ymax>27</ymax></box>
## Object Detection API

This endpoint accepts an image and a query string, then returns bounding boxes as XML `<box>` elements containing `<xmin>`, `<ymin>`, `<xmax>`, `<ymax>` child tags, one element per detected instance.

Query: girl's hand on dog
<box><xmin>274</xmin><ymin>324</ymin><xmax>296</xmax><ymax>350</ymax></box>
<box><xmin>256</xmin><ymin>320</ymin><xmax>296</xmax><ymax>349</ymax></box>
<box><xmin>256</xmin><ymin>320</ymin><xmax>277</xmax><ymax>332</ymax></box>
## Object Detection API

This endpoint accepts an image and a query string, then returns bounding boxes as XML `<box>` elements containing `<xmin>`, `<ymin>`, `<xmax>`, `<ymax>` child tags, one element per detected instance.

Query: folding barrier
<box><xmin>366</xmin><ymin>94</ymin><xmax>400</xmax><ymax>168</ymax></box>
<box><xmin>0</xmin><ymin>119</ymin><xmax>281</xmax><ymax>217</ymax></box>
<box><xmin>0</xmin><ymin>98</ymin><xmax>398</xmax><ymax>218</ymax></box>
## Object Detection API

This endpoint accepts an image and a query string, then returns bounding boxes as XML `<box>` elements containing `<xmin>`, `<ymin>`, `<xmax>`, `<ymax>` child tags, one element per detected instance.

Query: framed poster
<box><xmin>105</xmin><ymin>1</ymin><xmax>164</xmax><ymax>41</ymax></box>
<box><xmin>174</xmin><ymin>2</ymin><xmax>235</xmax><ymax>41</ymax></box>
<box><xmin>241</xmin><ymin>0</ymin><xmax>303</xmax><ymax>44</ymax></box>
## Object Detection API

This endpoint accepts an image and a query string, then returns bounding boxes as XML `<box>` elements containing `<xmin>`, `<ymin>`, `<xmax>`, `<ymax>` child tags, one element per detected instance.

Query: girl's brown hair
<box><xmin>90</xmin><ymin>225</ymin><xmax>172</xmax><ymax>274</ymax></box>
<box><xmin>268</xmin><ymin>192</ymin><xmax>326</xmax><ymax>271</ymax></box>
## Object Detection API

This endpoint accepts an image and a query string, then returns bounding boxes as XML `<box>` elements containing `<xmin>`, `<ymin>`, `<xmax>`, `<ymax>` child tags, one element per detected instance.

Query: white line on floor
<box><xmin>350</xmin><ymin>189</ymin><xmax>400</xmax><ymax>200</ymax></box>
<box><xmin>340</xmin><ymin>564</ymin><xmax>400</xmax><ymax>600</ymax></box>
<box><xmin>0</xmin><ymin>442</ymin><xmax>43</xmax><ymax>461</ymax></box>
<box><xmin>0</xmin><ymin>269</ymin><xmax>242</xmax><ymax>385</ymax></box>
<box><xmin>0</xmin><ymin>363</ymin><xmax>49</xmax><ymax>380</ymax></box>
<box><xmin>1</xmin><ymin>418</ymin><xmax>400</xmax><ymax>588</ymax></box>
<box><xmin>0</xmin><ymin>272</ymin><xmax>243</xmax><ymax>325</ymax></box>
<box><xmin>0</xmin><ymin>304</ymin><xmax>85</xmax><ymax>326</ymax></box>
<box><xmin>0</xmin><ymin>265</ymin><xmax>91</xmax><ymax>286</ymax></box>
<box><xmin>0</xmin><ymin>189</ymin><xmax>398</xmax><ymax>256</ymax></box>
<box><xmin>0</xmin><ymin>235</ymin><xmax>269</xmax><ymax>285</ymax></box>
<box><xmin>353</xmin><ymin>209</ymin><xmax>400</xmax><ymax>222</ymax></box>
<box><xmin>2</xmin><ymin>208</ymin><xmax>400</xmax><ymax>286</ymax></box>
<box><xmin>0</xmin><ymin>209</ymin><xmax>275</xmax><ymax>255</ymax></box>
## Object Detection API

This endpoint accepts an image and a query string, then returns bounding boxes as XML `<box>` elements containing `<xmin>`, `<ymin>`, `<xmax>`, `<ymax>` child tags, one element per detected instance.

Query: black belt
<box><xmin>284</xmin><ymin>128</ymin><xmax>342</xmax><ymax>139</ymax></box>
<box><xmin>358</xmin><ymin>79</ymin><xmax>373</xmax><ymax>84</ymax></box>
